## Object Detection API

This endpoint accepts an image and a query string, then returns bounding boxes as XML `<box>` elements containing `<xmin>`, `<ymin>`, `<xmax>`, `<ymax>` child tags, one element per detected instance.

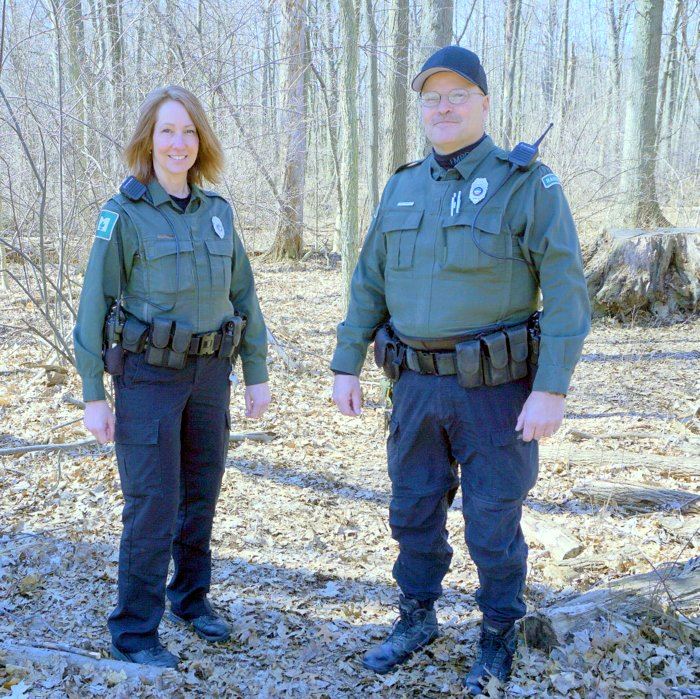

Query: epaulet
<box><xmin>394</xmin><ymin>158</ymin><xmax>425</xmax><ymax>174</ymax></box>
<box><xmin>201</xmin><ymin>188</ymin><xmax>226</xmax><ymax>201</ymax></box>
<box><xmin>119</xmin><ymin>176</ymin><xmax>147</xmax><ymax>201</ymax></box>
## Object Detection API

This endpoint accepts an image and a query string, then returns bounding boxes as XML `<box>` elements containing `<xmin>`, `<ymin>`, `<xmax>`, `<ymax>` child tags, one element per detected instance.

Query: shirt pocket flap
<box><xmin>143</xmin><ymin>238</ymin><xmax>194</xmax><ymax>261</ymax></box>
<box><xmin>441</xmin><ymin>209</ymin><xmax>502</xmax><ymax>234</ymax></box>
<box><xmin>205</xmin><ymin>238</ymin><xmax>233</xmax><ymax>257</ymax></box>
<box><xmin>490</xmin><ymin>427</ymin><xmax>519</xmax><ymax>447</ymax></box>
<box><xmin>380</xmin><ymin>210</ymin><xmax>424</xmax><ymax>233</ymax></box>
<box><xmin>115</xmin><ymin>418</ymin><xmax>159</xmax><ymax>445</ymax></box>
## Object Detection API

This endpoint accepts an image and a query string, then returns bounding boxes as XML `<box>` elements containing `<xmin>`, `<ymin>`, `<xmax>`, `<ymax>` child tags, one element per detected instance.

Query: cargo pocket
<box><xmin>380</xmin><ymin>210</ymin><xmax>423</xmax><ymax>270</ymax></box>
<box><xmin>114</xmin><ymin>418</ymin><xmax>161</xmax><ymax>496</ymax></box>
<box><xmin>489</xmin><ymin>427</ymin><xmax>539</xmax><ymax>498</ymax></box>
<box><xmin>205</xmin><ymin>237</ymin><xmax>233</xmax><ymax>291</ymax></box>
<box><xmin>143</xmin><ymin>237</ymin><xmax>195</xmax><ymax>293</ymax></box>
<box><xmin>441</xmin><ymin>208</ymin><xmax>506</xmax><ymax>272</ymax></box>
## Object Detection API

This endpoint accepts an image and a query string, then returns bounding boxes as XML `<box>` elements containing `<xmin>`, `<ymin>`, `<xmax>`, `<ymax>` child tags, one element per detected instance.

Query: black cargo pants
<box><xmin>108</xmin><ymin>351</ymin><xmax>231</xmax><ymax>652</ymax></box>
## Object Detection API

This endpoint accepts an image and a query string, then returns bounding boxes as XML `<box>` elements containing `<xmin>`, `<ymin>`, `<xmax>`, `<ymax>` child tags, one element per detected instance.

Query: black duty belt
<box><xmin>188</xmin><ymin>330</ymin><xmax>224</xmax><ymax>356</ymax></box>
<box><xmin>404</xmin><ymin>347</ymin><xmax>458</xmax><ymax>375</ymax></box>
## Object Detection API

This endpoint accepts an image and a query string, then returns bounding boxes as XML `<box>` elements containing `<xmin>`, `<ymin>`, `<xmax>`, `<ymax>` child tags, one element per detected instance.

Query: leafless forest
<box><xmin>0</xmin><ymin>0</ymin><xmax>699</xmax><ymax>697</ymax></box>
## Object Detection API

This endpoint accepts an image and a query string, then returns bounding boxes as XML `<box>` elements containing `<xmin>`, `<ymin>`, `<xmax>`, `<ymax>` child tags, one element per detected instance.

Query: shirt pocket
<box><xmin>440</xmin><ymin>209</ymin><xmax>506</xmax><ymax>272</ymax></box>
<box><xmin>205</xmin><ymin>237</ymin><xmax>233</xmax><ymax>291</ymax></box>
<box><xmin>380</xmin><ymin>210</ymin><xmax>424</xmax><ymax>270</ymax></box>
<box><xmin>142</xmin><ymin>237</ymin><xmax>195</xmax><ymax>294</ymax></box>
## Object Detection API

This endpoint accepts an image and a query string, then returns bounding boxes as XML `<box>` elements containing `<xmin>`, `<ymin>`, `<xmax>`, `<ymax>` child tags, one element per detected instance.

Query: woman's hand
<box><xmin>244</xmin><ymin>382</ymin><xmax>271</xmax><ymax>419</ymax></box>
<box><xmin>84</xmin><ymin>400</ymin><xmax>116</xmax><ymax>444</ymax></box>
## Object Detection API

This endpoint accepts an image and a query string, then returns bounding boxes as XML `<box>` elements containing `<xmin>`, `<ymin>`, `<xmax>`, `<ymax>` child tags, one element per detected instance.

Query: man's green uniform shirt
<box><xmin>331</xmin><ymin>135</ymin><xmax>590</xmax><ymax>395</ymax></box>
<box><xmin>74</xmin><ymin>179</ymin><xmax>268</xmax><ymax>402</ymax></box>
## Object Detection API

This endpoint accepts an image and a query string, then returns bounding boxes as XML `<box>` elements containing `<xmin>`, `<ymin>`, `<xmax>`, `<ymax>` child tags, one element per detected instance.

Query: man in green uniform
<box><xmin>331</xmin><ymin>46</ymin><xmax>590</xmax><ymax>692</ymax></box>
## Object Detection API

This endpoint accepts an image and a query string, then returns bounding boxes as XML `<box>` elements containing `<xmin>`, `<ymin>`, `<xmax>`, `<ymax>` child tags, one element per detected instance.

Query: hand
<box><xmin>332</xmin><ymin>374</ymin><xmax>362</xmax><ymax>416</ymax></box>
<box><xmin>84</xmin><ymin>400</ymin><xmax>115</xmax><ymax>444</ymax></box>
<box><xmin>515</xmin><ymin>391</ymin><xmax>565</xmax><ymax>442</ymax></box>
<box><xmin>245</xmin><ymin>382</ymin><xmax>271</xmax><ymax>419</ymax></box>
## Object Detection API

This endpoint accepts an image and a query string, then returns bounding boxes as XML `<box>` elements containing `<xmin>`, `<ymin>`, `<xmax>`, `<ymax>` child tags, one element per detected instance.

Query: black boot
<box><xmin>464</xmin><ymin>621</ymin><xmax>517</xmax><ymax>695</ymax></box>
<box><xmin>362</xmin><ymin>595</ymin><xmax>439</xmax><ymax>674</ymax></box>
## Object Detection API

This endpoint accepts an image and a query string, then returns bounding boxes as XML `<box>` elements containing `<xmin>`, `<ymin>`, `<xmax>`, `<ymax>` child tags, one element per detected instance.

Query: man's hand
<box><xmin>84</xmin><ymin>400</ymin><xmax>115</xmax><ymax>444</ymax></box>
<box><xmin>245</xmin><ymin>382</ymin><xmax>271</xmax><ymax>419</ymax></box>
<box><xmin>332</xmin><ymin>374</ymin><xmax>362</xmax><ymax>416</ymax></box>
<box><xmin>515</xmin><ymin>391</ymin><xmax>565</xmax><ymax>442</ymax></box>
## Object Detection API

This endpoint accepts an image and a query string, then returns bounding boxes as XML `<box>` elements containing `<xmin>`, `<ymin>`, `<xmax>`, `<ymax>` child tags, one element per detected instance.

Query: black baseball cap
<box><xmin>412</xmin><ymin>46</ymin><xmax>488</xmax><ymax>95</ymax></box>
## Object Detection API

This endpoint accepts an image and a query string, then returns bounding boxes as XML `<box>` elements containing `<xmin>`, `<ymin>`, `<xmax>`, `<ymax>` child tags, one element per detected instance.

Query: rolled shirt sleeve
<box><xmin>525</xmin><ymin>168</ymin><xmax>591</xmax><ymax>394</ymax></box>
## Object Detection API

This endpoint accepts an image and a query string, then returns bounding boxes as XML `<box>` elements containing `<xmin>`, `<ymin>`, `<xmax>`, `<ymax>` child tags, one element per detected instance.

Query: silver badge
<box><xmin>469</xmin><ymin>178</ymin><xmax>488</xmax><ymax>205</ymax></box>
<box><xmin>212</xmin><ymin>216</ymin><xmax>225</xmax><ymax>239</ymax></box>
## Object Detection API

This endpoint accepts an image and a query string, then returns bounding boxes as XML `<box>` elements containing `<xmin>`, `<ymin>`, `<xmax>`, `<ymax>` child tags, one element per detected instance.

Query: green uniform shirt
<box><xmin>74</xmin><ymin>179</ymin><xmax>268</xmax><ymax>402</ymax></box>
<box><xmin>331</xmin><ymin>135</ymin><xmax>590</xmax><ymax>395</ymax></box>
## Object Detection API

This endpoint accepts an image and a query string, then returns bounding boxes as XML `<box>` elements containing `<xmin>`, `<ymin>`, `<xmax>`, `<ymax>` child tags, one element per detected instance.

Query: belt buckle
<box><xmin>199</xmin><ymin>333</ymin><xmax>215</xmax><ymax>355</ymax></box>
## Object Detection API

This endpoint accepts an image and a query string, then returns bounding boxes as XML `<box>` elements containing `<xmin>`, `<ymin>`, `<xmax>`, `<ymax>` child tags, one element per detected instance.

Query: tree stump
<box><xmin>585</xmin><ymin>228</ymin><xmax>700</xmax><ymax>317</ymax></box>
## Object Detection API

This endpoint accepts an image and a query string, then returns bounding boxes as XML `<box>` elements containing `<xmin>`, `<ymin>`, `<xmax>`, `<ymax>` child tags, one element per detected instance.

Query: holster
<box><xmin>102</xmin><ymin>302</ymin><xmax>125</xmax><ymax>376</ymax></box>
<box><xmin>455</xmin><ymin>339</ymin><xmax>482</xmax><ymax>388</ymax></box>
<box><xmin>104</xmin><ymin>345</ymin><xmax>124</xmax><ymax>377</ymax></box>
<box><xmin>218</xmin><ymin>314</ymin><xmax>246</xmax><ymax>360</ymax></box>
<box><xmin>528</xmin><ymin>314</ymin><xmax>541</xmax><ymax>368</ymax></box>
<box><xmin>482</xmin><ymin>332</ymin><xmax>510</xmax><ymax>386</ymax></box>
<box><xmin>373</xmin><ymin>325</ymin><xmax>401</xmax><ymax>381</ymax></box>
<box><xmin>121</xmin><ymin>317</ymin><xmax>149</xmax><ymax>354</ymax></box>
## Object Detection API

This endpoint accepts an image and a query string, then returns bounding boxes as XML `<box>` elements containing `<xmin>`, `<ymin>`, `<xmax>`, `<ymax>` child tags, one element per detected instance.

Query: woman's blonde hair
<box><xmin>124</xmin><ymin>85</ymin><xmax>224</xmax><ymax>186</ymax></box>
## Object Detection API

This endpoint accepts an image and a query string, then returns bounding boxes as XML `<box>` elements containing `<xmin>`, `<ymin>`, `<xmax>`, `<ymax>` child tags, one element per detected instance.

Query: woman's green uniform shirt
<box><xmin>331</xmin><ymin>135</ymin><xmax>590</xmax><ymax>395</ymax></box>
<box><xmin>74</xmin><ymin>179</ymin><xmax>268</xmax><ymax>402</ymax></box>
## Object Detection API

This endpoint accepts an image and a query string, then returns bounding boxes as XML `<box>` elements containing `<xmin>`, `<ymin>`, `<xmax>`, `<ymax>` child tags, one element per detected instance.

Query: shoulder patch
<box><xmin>394</xmin><ymin>158</ymin><xmax>424</xmax><ymax>174</ymax></box>
<box><xmin>95</xmin><ymin>210</ymin><xmax>119</xmax><ymax>241</ymax></box>
<box><xmin>541</xmin><ymin>173</ymin><xmax>560</xmax><ymax>189</ymax></box>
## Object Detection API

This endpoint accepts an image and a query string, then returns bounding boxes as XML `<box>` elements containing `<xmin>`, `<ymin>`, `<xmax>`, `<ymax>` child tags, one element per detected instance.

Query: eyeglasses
<box><xmin>418</xmin><ymin>89</ymin><xmax>484</xmax><ymax>108</ymax></box>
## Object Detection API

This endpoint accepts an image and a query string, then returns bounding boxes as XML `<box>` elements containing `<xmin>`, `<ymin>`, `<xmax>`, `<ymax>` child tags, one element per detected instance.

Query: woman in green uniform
<box><xmin>73</xmin><ymin>86</ymin><xmax>270</xmax><ymax>668</ymax></box>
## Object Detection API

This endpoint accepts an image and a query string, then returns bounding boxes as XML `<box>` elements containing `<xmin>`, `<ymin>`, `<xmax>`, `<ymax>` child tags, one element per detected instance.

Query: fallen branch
<box><xmin>521</xmin><ymin>509</ymin><xmax>585</xmax><ymax>561</ymax></box>
<box><xmin>541</xmin><ymin>444</ymin><xmax>700</xmax><ymax>480</ymax></box>
<box><xmin>0</xmin><ymin>431</ymin><xmax>277</xmax><ymax>456</ymax></box>
<box><xmin>523</xmin><ymin>558</ymin><xmax>700</xmax><ymax>651</ymax></box>
<box><xmin>572</xmin><ymin>480</ymin><xmax>700</xmax><ymax>514</ymax></box>
<box><xmin>0</xmin><ymin>640</ymin><xmax>174</xmax><ymax>682</ymax></box>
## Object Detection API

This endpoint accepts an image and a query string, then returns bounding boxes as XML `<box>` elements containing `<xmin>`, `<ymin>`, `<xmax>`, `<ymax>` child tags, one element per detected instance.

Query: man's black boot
<box><xmin>464</xmin><ymin>621</ymin><xmax>517</xmax><ymax>695</ymax></box>
<box><xmin>362</xmin><ymin>595</ymin><xmax>439</xmax><ymax>674</ymax></box>
<box><xmin>110</xmin><ymin>641</ymin><xmax>179</xmax><ymax>669</ymax></box>
<box><xmin>169</xmin><ymin>599</ymin><xmax>231</xmax><ymax>643</ymax></box>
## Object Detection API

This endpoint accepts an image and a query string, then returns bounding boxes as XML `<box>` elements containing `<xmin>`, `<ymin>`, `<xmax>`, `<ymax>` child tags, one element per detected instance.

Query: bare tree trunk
<box><xmin>620</xmin><ymin>0</ymin><xmax>671</xmax><ymax>228</ymax></box>
<box><xmin>387</xmin><ymin>0</ymin><xmax>409</xmax><ymax>175</ymax></box>
<box><xmin>268</xmin><ymin>0</ymin><xmax>308</xmax><ymax>261</ymax></box>
<box><xmin>557</xmin><ymin>0</ymin><xmax>570</xmax><ymax>126</ymax></box>
<box><xmin>501</xmin><ymin>0</ymin><xmax>522</xmax><ymax>148</ymax></box>
<box><xmin>657</xmin><ymin>0</ymin><xmax>683</xmax><ymax>163</ymax></box>
<box><xmin>338</xmin><ymin>0</ymin><xmax>359</xmax><ymax>311</ymax></box>
<box><xmin>364</xmin><ymin>0</ymin><xmax>379</xmax><ymax>212</ymax></box>
<box><xmin>420</xmin><ymin>0</ymin><xmax>454</xmax><ymax>53</ymax></box>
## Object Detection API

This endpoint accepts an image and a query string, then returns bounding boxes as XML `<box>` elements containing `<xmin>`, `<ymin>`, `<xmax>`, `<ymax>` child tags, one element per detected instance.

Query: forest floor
<box><xmin>0</xmin><ymin>256</ymin><xmax>698</xmax><ymax>698</ymax></box>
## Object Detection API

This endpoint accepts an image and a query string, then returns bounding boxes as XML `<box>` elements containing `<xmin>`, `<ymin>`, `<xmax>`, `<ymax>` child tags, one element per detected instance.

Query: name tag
<box><xmin>396</xmin><ymin>201</ymin><xmax>414</xmax><ymax>207</ymax></box>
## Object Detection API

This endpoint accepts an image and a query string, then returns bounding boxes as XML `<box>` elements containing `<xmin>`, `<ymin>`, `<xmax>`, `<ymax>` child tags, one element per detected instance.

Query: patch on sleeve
<box><xmin>541</xmin><ymin>173</ymin><xmax>560</xmax><ymax>189</ymax></box>
<box><xmin>95</xmin><ymin>210</ymin><xmax>119</xmax><ymax>241</ymax></box>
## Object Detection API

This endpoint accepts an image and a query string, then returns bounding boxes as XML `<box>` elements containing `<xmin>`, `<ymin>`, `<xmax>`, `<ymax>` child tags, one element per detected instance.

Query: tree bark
<box><xmin>620</xmin><ymin>0</ymin><xmax>670</xmax><ymax>228</ymax></box>
<box><xmin>364</xmin><ymin>0</ymin><xmax>379</xmax><ymax>212</ymax></box>
<box><xmin>523</xmin><ymin>559</ymin><xmax>700</xmax><ymax>651</ymax></box>
<box><xmin>268</xmin><ymin>0</ymin><xmax>309</xmax><ymax>261</ymax></box>
<box><xmin>572</xmin><ymin>479</ymin><xmax>700</xmax><ymax>514</ymax></box>
<box><xmin>386</xmin><ymin>0</ymin><xmax>409</xmax><ymax>175</ymax></box>
<box><xmin>419</xmin><ymin>0</ymin><xmax>454</xmax><ymax>53</ymax></box>
<box><xmin>338</xmin><ymin>0</ymin><xmax>360</xmax><ymax>312</ymax></box>
<box><xmin>501</xmin><ymin>0</ymin><xmax>522</xmax><ymax>148</ymax></box>
<box><xmin>585</xmin><ymin>228</ymin><xmax>700</xmax><ymax>317</ymax></box>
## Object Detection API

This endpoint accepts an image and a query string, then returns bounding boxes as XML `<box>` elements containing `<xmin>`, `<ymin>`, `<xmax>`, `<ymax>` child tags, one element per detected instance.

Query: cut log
<box><xmin>540</xmin><ymin>444</ymin><xmax>700</xmax><ymax>480</ymax></box>
<box><xmin>572</xmin><ymin>480</ymin><xmax>700</xmax><ymax>514</ymax></box>
<box><xmin>522</xmin><ymin>558</ymin><xmax>700</xmax><ymax>651</ymax></box>
<box><xmin>521</xmin><ymin>509</ymin><xmax>585</xmax><ymax>561</ymax></box>
<box><xmin>585</xmin><ymin>228</ymin><xmax>700</xmax><ymax>317</ymax></box>
<box><xmin>0</xmin><ymin>641</ymin><xmax>174</xmax><ymax>682</ymax></box>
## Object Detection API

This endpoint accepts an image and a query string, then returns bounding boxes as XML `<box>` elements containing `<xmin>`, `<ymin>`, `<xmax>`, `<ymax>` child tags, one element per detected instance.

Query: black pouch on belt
<box><xmin>528</xmin><ymin>319</ymin><xmax>540</xmax><ymax>368</ymax></box>
<box><xmin>167</xmin><ymin>322</ymin><xmax>193</xmax><ymax>369</ymax></box>
<box><xmin>145</xmin><ymin>317</ymin><xmax>172</xmax><ymax>367</ymax></box>
<box><xmin>219</xmin><ymin>315</ymin><xmax>245</xmax><ymax>360</ymax></box>
<box><xmin>505</xmin><ymin>325</ymin><xmax>529</xmax><ymax>381</ymax></box>
<box><xmin>121</xmin><ymin>317</ymin><xmax>149</xmax><ymax>354</ymax></box>
<box><xmin>455</xmin><ymin>339</ymin><xmax>483</xmax><ymax>388</ymax></box>
<box><xmin>483</xmin><ymin>332</ymin><xmax>510</xmax><ymax>386</ymax></box>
